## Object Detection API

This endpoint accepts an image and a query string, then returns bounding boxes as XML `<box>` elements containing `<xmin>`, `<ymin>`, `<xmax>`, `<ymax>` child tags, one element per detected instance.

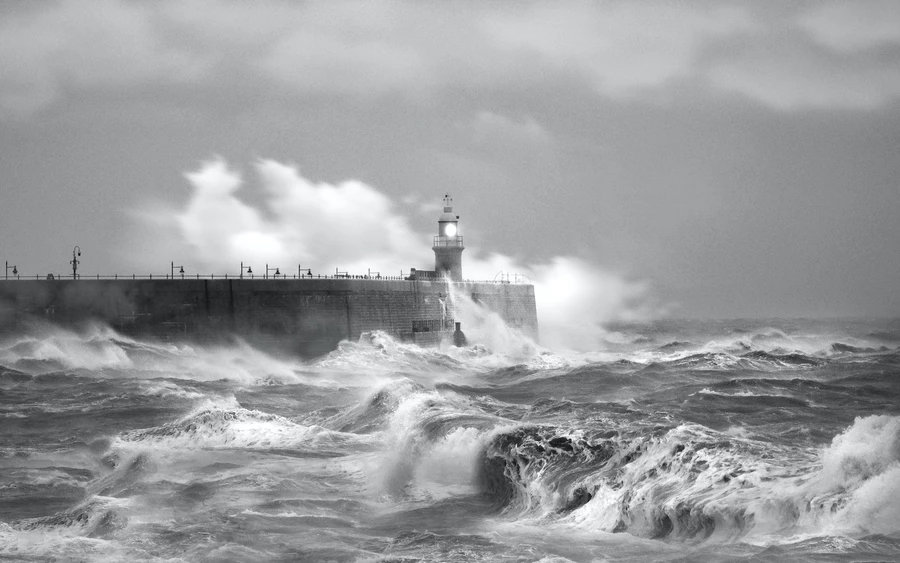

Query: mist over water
<box><xmin>1</xmin><ymin>315</ymin><xmax>899</xmax><ymax>562</ymax></box>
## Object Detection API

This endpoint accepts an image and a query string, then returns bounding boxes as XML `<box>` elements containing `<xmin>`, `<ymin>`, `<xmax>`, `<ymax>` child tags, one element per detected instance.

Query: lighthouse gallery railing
<box><xmin>432</xmin><ymin>235</ymin><xmax>464</xmax><ymax>247</ymax></box>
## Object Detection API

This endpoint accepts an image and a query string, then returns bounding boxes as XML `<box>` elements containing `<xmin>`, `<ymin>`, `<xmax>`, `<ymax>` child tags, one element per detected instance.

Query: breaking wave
<box><xmin>478</xmin><ymin>415</ymin><xmax>900</xmax><ymax>541</ymax></box>
<box><xmin>116</xmin><ymin>398</ymin><xmax>370</xmax><ymax>453</ymax></box>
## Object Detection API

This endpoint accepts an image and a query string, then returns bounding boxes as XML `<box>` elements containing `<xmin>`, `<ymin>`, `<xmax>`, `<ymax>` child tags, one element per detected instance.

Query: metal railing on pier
<box><xmin>0</xmin><ymin>272</ymin><xmax>530</xmax><ymax>284</ymax></box>
<box><xmin>1</xmin><ymin>273</ymin><xmax>409</xmax><ymax>281</ymax></box>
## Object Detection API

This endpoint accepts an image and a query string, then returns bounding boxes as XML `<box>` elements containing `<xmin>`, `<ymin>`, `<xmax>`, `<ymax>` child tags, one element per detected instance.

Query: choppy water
<box><xmin>1</xmin><ymin>317</ymin><xmax>899</xmax><ymax>562</ymax></box>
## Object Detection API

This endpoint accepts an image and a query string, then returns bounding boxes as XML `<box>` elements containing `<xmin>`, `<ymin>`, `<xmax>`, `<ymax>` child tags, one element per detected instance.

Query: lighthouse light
<box><xmin>444</xmin><ymin>223</ymin><xmax>457</xmax><ymax>237</ymax></box>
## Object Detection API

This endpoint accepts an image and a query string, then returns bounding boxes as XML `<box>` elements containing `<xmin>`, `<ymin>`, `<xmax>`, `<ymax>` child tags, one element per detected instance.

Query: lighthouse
<box><xmin>433</xmin><ymin>194</ymin><xmax>465</xmax><ymax>281</ymax></box>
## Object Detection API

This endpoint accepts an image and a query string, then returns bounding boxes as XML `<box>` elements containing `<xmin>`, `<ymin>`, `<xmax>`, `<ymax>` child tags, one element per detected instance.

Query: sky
<box><xmin>1</xmin><ymin>0</ymin><xmax>899</xmax><ymax>324</ymax></box>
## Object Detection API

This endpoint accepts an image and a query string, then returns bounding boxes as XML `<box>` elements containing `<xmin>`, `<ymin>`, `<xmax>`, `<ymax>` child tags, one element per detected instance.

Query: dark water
<box><xmin>1</xmin><ymin>317</ymin><xmax>899</xmax><ymax>562</ymax></box>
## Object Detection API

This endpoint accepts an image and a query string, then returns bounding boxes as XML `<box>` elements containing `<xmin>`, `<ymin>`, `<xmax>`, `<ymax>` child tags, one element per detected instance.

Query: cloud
<box><xmin>6</xmin><ymin>1</ymin><xmax>895</xmax><ymax>118</ymax></box>
<box><xmin>400</xmin><ymin>194</ymin><xmax>442</xmax><ymax>217</ymax></box>
<box><xmin>706</xmin><ymin>3</ymin><xmax>900</xmax><ymax>110</ymax></box>
<box><xmin>709</xmin><ymin>49</ymin><xmax>900</xmax><ymax>111</ymax></box>
<box><xmin>0</xmin><ymin>0</ymin><xmax>210</xmax><ymax>117</ymax></box>
<box><xmin>174</xmin><ymin>158</ymin><xmax>424</xmax><ymax>275</ymax></box>
<box><xmin>799</xmin><ymin>1</ymin><xmax>900</xmax><ymax>53</ymax></box>
<box><xmin>0</xmin><ymin>0</ymin><xmax>475</xmax><ymax>116</ymax></box>
<box><xmin>178</xmin><ymin>160</ymin><xmax>265</xmax><ymax>263</ymax></box>
<box><xmin>481</xmin><ymin>2</ymin><xmax>751</xmax><ymax>95</ymax></box>
<box><xmin>257</xmin><ymin>3</ymin><xmax>434</xmax><ymax>96</ymax></box>
<box><xmin>465</xmin><ymin>111</ymin><xmax>552</xmax><ymax>148</ymax></box>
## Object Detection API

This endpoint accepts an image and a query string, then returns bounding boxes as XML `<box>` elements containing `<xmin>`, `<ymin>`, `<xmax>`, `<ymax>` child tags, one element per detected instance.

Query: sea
<box><xmin>1</xmin><ymin>316</ymin><xmax>899</xmax><ymax>562</ymax></box>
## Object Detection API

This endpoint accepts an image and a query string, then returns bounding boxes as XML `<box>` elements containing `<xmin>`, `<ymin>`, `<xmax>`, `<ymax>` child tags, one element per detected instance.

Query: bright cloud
<box><xmin>175</xmin><ymin>158</ymin><xmax>423</xmax><ymax>275</ymax></box>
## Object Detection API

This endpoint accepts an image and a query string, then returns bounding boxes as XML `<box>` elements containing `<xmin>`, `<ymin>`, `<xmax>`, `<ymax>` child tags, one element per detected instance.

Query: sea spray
<box><xmin>445</xmin><ymin>282</ymin><xmax>540</xmax><ymax>361</ymax></box>
<box><xmin>806</xmin><ymin>415</ymin><xmax>900</xmax><ymax>535</ymax></box>
<box><xmin>375</xmin><ymin>386</ymin><xmax>498</xmax><ymax>499</ymax></box>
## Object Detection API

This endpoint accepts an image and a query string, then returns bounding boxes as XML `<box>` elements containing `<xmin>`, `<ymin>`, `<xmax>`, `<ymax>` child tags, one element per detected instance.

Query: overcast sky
<box><xmin>1</xmin><ymin>0</ymin><xmax>898</xmax><ymax>322</ymax></box>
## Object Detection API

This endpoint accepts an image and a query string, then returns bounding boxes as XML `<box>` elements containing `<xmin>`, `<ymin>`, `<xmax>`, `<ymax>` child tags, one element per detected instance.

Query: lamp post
<box><xmin>4</xmin><ymin>262</ymin><xmax>16</xmax><ymax>280</ymax></box>
<box><xmin>240</xmin><ymin>262</ymin><xmax>252</xmax><ymax>279</ymax></box>
<box><xmin>266</xmin><ymin>264</ymin><xmax>280</xmax><ymax>279</ymax></box>
<box><xmin>171</xmin><ymin>262</ymin><xmax>184</xmax><ymax>280</ymax></box>
<box><xmin>298</xmin><ymin>265</ymin><xmax>311</xmax><ymax>278</ymax></box>
<box><xmin>71</xmin><ymin>246</ymin><xmax>81</xmax><ymax>279</ymax></box>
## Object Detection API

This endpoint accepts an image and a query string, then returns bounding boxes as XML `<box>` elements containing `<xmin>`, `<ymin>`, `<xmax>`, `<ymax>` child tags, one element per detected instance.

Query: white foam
<box><xmin>803</xmin><ymin>415</ymin><xmax>900</xmax><ymax>536</ymax></box>
<box><xmin>369</xmin><ymin>388</ymin><xmax>497</xmax><ymax>499</ymax></box>
<box><xmin>0</xmin><ymin>498</ymin><xmax>138</xmax><ymax>562</ymax></box>
<box><xmin>115</xmin><ymin>397</ymin><xmax>370</xmax><ymax>452</ymax></box>
<box><xmin>723</xmin><ymin>426</ymin><xmax>752</xmax><ymax>438</ymax></box>
<box><xmin>813</xmin><ymin>415</ymin><xmax>900</xmax><ymax>492</ymax></box>
<box><xmin>697</xmin><ymin>388</ymin><xmax>759</xmax><ymax>397</ymax></box>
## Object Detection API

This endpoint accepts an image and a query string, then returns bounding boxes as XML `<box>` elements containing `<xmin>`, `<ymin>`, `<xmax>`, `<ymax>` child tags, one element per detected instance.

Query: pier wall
<box><xmin>0</xmin><ymin>279</ymin><xmax>538</xmax><ymax>358</ymax></box>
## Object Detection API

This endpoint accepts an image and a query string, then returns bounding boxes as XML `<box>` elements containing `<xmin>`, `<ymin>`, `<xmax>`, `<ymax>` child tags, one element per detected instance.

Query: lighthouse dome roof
<box><xmin>439</xmin><ymin>211</ymin><xmax>458</xmax><ymax>222</ymax></box>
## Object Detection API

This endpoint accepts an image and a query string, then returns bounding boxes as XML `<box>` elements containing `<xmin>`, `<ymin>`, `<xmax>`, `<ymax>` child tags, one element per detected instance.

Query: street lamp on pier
<box><xmin>71</xmin><ymin>246</ymin><xmax>81</xmax><ymax>279</ymax></box>
<box><xmin>4</xmin><ymin>262</ymin><xmax>16</xmax><ymax>280</ymax></box>
<box><xmin>298</xmin><ymin>265</ymin><xmax>312</xmax><ymax>278</ymax></box>
<box><xmin>240</xmin><ymin>262</ymin><xmax>253</xmax><ymax>279</ymax></box>
<box><xmin>266</xmin><ymin>264</ymin><xmax>280</xmax><ymax>279</ymax></box>
<box><xmin>171</xmin><ymin>262</ymin><xmax>184</xmax><ymax>279</ymax></box>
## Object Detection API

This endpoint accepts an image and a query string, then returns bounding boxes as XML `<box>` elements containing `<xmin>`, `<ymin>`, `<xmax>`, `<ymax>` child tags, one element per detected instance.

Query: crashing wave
<box><xmin>313</xmin><ymin>378</ymin><xmax>427</xmax><ymax>434</ymax></box>
<box><xmin>478</xmin><ymin>416</ymin><xmax>900</xmax><ymax>541</ymax></box>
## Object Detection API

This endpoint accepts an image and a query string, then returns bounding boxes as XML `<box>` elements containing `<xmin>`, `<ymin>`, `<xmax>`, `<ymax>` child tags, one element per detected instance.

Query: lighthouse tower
<box><xmin>433</xmin><ymin>194</ymin><xmax>465</xmax><ymax>281</ymax></box>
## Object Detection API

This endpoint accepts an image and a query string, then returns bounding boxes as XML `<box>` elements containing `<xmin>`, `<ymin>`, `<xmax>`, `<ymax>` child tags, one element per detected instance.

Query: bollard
<box><xmin>453</xmin><ymin>322</ymin><xmax>467</xmax><ymax>347</ymax></box>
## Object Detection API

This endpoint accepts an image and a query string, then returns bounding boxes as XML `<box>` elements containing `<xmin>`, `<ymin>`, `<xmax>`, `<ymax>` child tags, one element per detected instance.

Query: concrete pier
<box><xmin>0</xmin><ymin>278</ymin><xmax>538</xmax><ymax>358</ymax></box>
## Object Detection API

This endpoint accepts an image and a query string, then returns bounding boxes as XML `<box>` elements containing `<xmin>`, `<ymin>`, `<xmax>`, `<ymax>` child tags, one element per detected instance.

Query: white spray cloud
<box><xmin>458</xmin><ymin>253</ymin><xmax>654</xmax><ymax>353</ymax></box>
<box><xmin>529</xmin><ymin>257</ymin><xmax>653</xmax><ymax>352</ymax></box>
<box><xmin>175</xmin><ymin>158</ymin><xmax>423</xmax><ymax>276</ymax></box>
<box><xmin>151</xmin><ymin>157</ymin><xmax>655</xmax><ymax>351</ymax></box>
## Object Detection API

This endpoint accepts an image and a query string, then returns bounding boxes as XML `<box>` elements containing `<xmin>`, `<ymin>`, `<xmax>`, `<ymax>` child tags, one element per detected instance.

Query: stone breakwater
<box><xmin>0</xmin><ymin>279</ymin><xmax>537</xmax><ymax>358</ymax></box>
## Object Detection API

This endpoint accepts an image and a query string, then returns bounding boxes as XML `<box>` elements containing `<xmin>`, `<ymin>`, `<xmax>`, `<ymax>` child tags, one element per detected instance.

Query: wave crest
<box><xmin>477</xmin><ymin>416</ymin><xmax>900</xmax><ymax>541</ymax></box>
<box><xmin>117</xmin><ymin>398</ymin><xmax>365</xmax><ymax>452</ymax></box>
